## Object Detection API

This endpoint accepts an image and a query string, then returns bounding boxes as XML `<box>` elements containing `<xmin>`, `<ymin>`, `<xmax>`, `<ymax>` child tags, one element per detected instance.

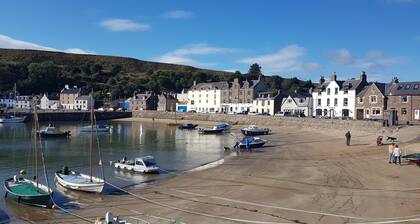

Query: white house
<box><xmin>223</xmin><ymin>103</ymin><xmax>253</xmax><ymax>114</ymax></box>
<box><xmin>281</xmin><ymin>91</ymin><xmax>313</xmax><ymax>117</ymax></box>
<box><xmin>187</xmin><ymin>81</ymin><xmax>227</xmax><ymax>113</ymax></box>
<box><xmin>0</xmin><ymin>96</ymin><xmax>15</xmax><ymax>109</ymax></box>
<box><xmin>15</xmin><ymin>96</ymin><xmax>33</xmax><ymax>109</ymax></box>
<box><xmin>312</xmin><ymin>72</ymin><xmax>368</xmax><ymax>119</ymax></box>
<box><xmin>75</xmin><ymin>95</ymin><xmax>94</xmax><ymax>111</ymax></box>
<box><xmin>251</xmin><ymin>91</ymin><xmax>283</xmax><ymax>115</ymax></box>
<box><xmin>40</xmin><ymin>94</ymin><xmax>61</xmax><ymax>110</ymax></box>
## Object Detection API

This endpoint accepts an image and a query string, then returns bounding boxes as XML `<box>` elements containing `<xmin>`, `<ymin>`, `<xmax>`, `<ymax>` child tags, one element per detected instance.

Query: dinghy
<box><xmin>38</xmin><ymin>125</ymin><xmax>71</xmax><ymax>138</ymax></box>
<box><xmin>241</xmin><ymin>125</ymin><xmax>270</xmax><ymax>136</ymax></box>
<box><xmin>80</xmin><ymin>124</ymin><xmax>110</xmax><ymax>133</ymax></box>
<box><xmin>178</xmin><ymin>123</ymin><xmax>198</xmax><ymax>130</ymax></box>
<box><xmin>238</xmin><ymin>137</ymin><xmax>267</xmax><ymax>149</ymax></box>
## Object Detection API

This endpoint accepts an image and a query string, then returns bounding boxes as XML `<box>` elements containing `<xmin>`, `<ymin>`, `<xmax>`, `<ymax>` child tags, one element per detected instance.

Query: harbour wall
<box><xmin>133</xmin><ymin>110</ymin><xmax>384</xmax><ymax>133</ymax></box>
<box><xmin>14</xmin><ymin>111</ymin><xmax>132</xmax><ymax>122</ymax></box>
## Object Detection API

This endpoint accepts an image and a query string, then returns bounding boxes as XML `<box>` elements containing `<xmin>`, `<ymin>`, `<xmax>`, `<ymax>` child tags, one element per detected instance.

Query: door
<box><xmin>415</xmin><ymin>110</ymin><xmax>420</xmax><ymax>120</ymax></box>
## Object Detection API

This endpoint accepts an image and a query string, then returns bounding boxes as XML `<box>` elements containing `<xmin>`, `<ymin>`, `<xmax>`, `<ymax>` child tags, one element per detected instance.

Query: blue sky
<box><xmin>1</xmin><ymin>0</ymin><xmax>419</xmax><ymax>82</ymax></box>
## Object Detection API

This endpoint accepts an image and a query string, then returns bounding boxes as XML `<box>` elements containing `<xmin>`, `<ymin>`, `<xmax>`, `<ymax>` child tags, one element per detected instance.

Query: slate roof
<box><xmin>75</xmin><ymin>95</ymin><xmax>92</xmax><ymax>101</ymax></box>
<box><xmin>314</xmin><ymin>78</ymin><xmax>366</xmax><ymax>93</ymax></box>
<box><xmin>387</xmin><ymin>81</ymin><xmax>420</xmax><ymax>96</ymax></box>
<box><xmin>190</xmin><ymin>81</ymin><xmax>229</xmax><ymax>90</ymax></box>
<box><xmin>61</xmin><ymin>88</ymin><xmax>81</xmax><ymax>94</ymax></box>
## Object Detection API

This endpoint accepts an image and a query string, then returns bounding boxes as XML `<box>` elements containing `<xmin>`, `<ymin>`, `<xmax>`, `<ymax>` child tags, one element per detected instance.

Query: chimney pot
<box><xmin>331</xmin><ymin>72</ymin><xmax>337</xmax><ymax>81</ymax></box>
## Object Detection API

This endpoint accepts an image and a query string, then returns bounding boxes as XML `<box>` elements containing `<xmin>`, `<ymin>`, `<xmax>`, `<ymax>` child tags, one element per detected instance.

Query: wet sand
<box><xmin>11</xmin><ymin>119</ymin><xmax>420</xmax><ymax>223</ymax></box>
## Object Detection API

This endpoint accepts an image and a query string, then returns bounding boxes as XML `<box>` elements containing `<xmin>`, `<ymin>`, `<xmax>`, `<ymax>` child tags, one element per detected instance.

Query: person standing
<box><xmin>393</xmin><ymin>145</ymin><xmax>401</xmax><ymax>165</ymax></box>
<box><xmin>345</xmin><ymin>131</ymin><xmax>351</xmax><ymax>146</ymax></box>
<box><xmin>388</xmin><ymin>143</ymin><xmax>395</xmax><ymax>163</ymax></box>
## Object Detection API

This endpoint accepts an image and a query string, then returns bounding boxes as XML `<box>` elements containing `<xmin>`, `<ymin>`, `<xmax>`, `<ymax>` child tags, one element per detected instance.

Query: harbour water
<box><xmin>0</xmin><ymin>120</ymin><xmax>235</xmax><ymax>222</ymax></box>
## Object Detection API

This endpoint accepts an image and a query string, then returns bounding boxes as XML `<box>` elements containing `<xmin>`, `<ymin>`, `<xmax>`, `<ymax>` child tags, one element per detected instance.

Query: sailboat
<box><xmin>3</xmin><ymin>103</ymin><xmax>53</xmax><ymax>208</ymax></box>
<box><xmin>55</xmin><ymin>92</ymin><xmax>105</xmax><ymax>193</ymax></box>
<box><xmin>0</xmin><ymin>84</ymin><xmax>26</xmax><ymax>123</ymax></box>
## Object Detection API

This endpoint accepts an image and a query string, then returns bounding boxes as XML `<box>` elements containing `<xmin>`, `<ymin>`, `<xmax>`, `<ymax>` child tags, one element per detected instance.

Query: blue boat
<box><xmin>178</xmin><ymin>123</ymin><xmax>198</xmax><ymax>130</ymax></box>
<box><xmin>216</xmin><ymin>123</ymin><xmax>230</xmax><ymax>131</ymax></box>
<box><xmin>238</xmin><ymin>137</ymin><xmax>267</xmax><ymax>149</ymax></box>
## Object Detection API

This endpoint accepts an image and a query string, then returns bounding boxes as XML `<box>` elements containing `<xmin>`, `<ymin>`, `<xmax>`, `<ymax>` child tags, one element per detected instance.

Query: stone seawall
<box><xmin>133</xmin><ymin>111</ymin><xmax>383</xmax><ymax>133</ymax></box>
<box><xmin>15</xmin><ymin>111</ymin><xmax>132</xmax><ymax>122</ymax></box>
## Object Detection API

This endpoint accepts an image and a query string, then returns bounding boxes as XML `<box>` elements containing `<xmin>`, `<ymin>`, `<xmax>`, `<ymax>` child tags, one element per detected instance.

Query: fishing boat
<box><xmin>38</xmin><ymin>124</ymin><xmax>71</xmax><ymax>138</ymax></box>
<box><xmin>238</xmin><ymin>137</ymin><xmax>267</xmax><ymax>149</ymax></box>
<box><xmin>0</xmin><ymin>114</ymin><xmax>26</xmax><ymax>123</ymax></box>
<box><xmin>178</xmin><ymin>123</ymin><xmax>198</xmax><ymax>130</ymax></box>
<box><xmin>55</xmin><ymin>92</ymin><xmax>105</xmax><ymax>193</ymax></box>
<box><xmin>198</xmin><ymin>125</ymin><xmax>225</xmax><ymax>134</ymax></box>
<box><xmin>114</xmin><ymin>156</ymin><xmax>160</xmax><ymax>173</ymax></box>
<box><xmin>241</xmin><ymin>125</ymin><xmax>270</xmax><ymax>136</ymax></box>
<box><xmin>80</xmin><ymin>124</ymin><xmax>110</xmax><ymax>133</ymax></box>
<box><xmin>3</xmin><ymin>104</ymin><xmax>53</xmax><ymax>208</ymax></box>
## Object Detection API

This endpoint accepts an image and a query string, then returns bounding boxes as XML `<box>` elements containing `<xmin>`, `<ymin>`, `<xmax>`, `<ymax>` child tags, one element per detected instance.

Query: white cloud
<box><xmin>99</xmin><ymin>19</ymin><xmax>150</xmax><ymax>32</ymax></box>
<box><xmin>157</xmin><ymin>43</ymin><xmax>235</xmax><ymax>67</ymax></box>
<box><xmin>0</xmin><ymin>34</ymin><xmax>95</xmax><ymax>54</ymax></box>
<box><xmin>237</xmin><ymin>45</ymin><xmax>322</xmax><ymax>73</ymax></box>
<box><xmin>329</xmin><ymin>48</ymin><xmax>402</xmax><ymax>71</ymax></box>
<box><xmin>163</xmin><ymin>10</ymin><xmax>194</xmax><ymax>19</ymax></box>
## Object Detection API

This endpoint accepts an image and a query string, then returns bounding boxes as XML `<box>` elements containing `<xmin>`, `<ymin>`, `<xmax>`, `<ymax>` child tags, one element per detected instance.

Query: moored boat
<box><xmin>4</xmin><ymin>176</ymin><xmax>52</xmax><ymax>208</ymax></box>
<box><xmin>238</xmin><ymin>137</ymin><xmax>267</xmax><ymax>149</ymax></box>
<box><xmin>55</xmin><ymin>168</ymin><xmax>104</xmax><ymax>193</ymax></box>
<box><xmin>216</xmin><ymin>123</ymin><xmax>230</xmax><ymax>131</ymax></box>
<box><xmin>198</xmin><ymin>126</ymin><xmax>224</xmax><ymax>134</ymax></box>
<box><xmin>0</xmin><ymin>114</ymin><xmax>26</xmax><ymax>123</ymax></box>
<box><xmin>81</xmin><ymin>124</ymin><xmax>110</xmax><ymax>132</ymax></box>
<box><xmin>114</xmin><ymin>156</ymin><xmax>160</xmax><ymax>173</ymax></box>
<box><xmin>241</xmin><ymin>125</ymin><xmax>270</xmax><ymax>136</ymax></box>
<box><xmin>178</xmin><ymin>123</ymin><xmax>198</xmax><ymax>130</ymax></box>
<box><xmin>38</xmin><ymin>125</ymin><xmax>71</xmax><ymax>138</ymax></box>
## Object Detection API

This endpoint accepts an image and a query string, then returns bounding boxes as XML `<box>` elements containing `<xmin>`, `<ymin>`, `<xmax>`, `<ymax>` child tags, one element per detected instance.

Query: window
<box><xmin>404</xmin><ymin>84</ymin><xmax>411</xmax><ymax>90</ymax></box>
<box><xmin>262</xmin><ymin>101</ymin><xmax>265</xmax><ymax>106</ymax></box>
<box><xmin>327</xmin><ymin>99</ymin><xmax>330</xmax><ymax>106</ymax></box>
<box><xmin>414</xmin><ymin>84</ymin><xmax>419</xmax><ymax>90</ymax></box>
<box><xmin>327</xmin><ymin>88</ymin><xmax>331</xmax><ymax>95</ymax></box>
<box><xmin>317</xmin><ymin>99</ymin><xmax>321</xmax><ymax>106</ymax></box>
<box><xmin>299</xmin><ymin>98</ymin><xmax>304</xmax><ymax>103</ymax></box>
<box><xmin>370</xmin><ymin>96</ymin><xmax>377</xmax><ymax>103</ymax></box>
<box><xmin>288</xmin><ymin>99</ymin><xmax>292</xmax><ymax>103</ymax></box>
<box><xmin>268</xmin><ymin>101</ymin><xmax>270</xmax><ymax>105</ymax></box>
<box><xmin>335</xmin><ymin>88</ymin><xmax>338</xmax><ymax>95</ymax></box>
<box><xmin>343</xmin><ymin>98</ymin><xmax>348</xmax><ymax>106</ymax></box>
<box><xmin>366</xmin><ymin>109</ymin><xmax>369</xmax><ymax>115</ymax></box>
<box><xmin>401</xmin><ymin>96</ymin><xmax>408</xmax><ymax>103</ymax></box>
<box><xmin>344</xmin><ymin>89</ymin><xmax>348</xmax><ymax>94</ymax></box>
<box><xmin>372</xmin><ymin>108</ymin><xmax>381</xmax><ymax>115</ymax></box>
<box><xmin>358</xmin><ymin>97</ymin><xmax>363</xmax><ymax>103</ymax></box>
<box><xmin>402</xmin><ymin>108</ymin><xmax>407</xmax><ymax>115</ymax></box>
<box><xmin>334</xmin><ymin>98</ymin><xmax>338</xmax><ymax>106</ymax></box>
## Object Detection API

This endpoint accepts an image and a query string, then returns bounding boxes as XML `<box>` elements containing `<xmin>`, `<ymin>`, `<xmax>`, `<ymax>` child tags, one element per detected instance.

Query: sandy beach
<box><xmin>14</xmin><ymin>118</ymin><xmax>420</xmax><ymax>224</ymax></box>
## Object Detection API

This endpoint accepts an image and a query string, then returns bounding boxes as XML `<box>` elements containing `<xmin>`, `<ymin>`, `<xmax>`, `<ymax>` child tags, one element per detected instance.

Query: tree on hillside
<box><xmin>248</xmin><ymin>63</ymin><xmax>262</xmax><ymax>76</ymax></box>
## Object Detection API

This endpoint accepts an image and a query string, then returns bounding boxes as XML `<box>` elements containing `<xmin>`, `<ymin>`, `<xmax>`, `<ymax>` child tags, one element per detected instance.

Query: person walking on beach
<box><xmin>345</xmin><ymin>131</ymin><xmax>351</xmax><ymax>146</ymax></box>
<box><xmin>393</xmin><ymin>145</ymin><xmax>401</xmax><ymax>165</ymax></box>
<box><xmin>388</xmin><ymin>143</ymin><xmax>395</xmax><ymax>163</ymax></box>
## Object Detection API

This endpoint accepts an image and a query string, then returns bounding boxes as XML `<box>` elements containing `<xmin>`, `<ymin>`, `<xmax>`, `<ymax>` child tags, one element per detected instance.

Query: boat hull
<box><xmin>4</xmin><ymin>178</ymin><xmax>52</xmax><ymax>208</ymax></box>
<box><xmin>178</xmin><ymin>124</ymin><xmax>198</xmax><ymax>130</ymax></box>
<box><xmin>55</xmin><ymin>171</ymin><xmax>104</xmax><ymax>193</ymax></box>
<box><xmin>241</xmin><ymin>129</ymin><xmax>269</xmax><ymax>136</ymax></box>
<box><xmin>199</xmin><ymin>129</ymin><xmax>224</xmax><ymax>134</ymax></box>
<box><xmin>38</xmin><ymin>132</ymin><xmax>70</xmax><ymax>138</ymax></box>
<box><xmin>239</xmin><ymin>142</ymin><xmax>266</xmax><ymax>149</ymax></box>
<box><xmin>0</xmin><ymin>116</ymin><xmax>26</xmax><ymax>123</ymax></box>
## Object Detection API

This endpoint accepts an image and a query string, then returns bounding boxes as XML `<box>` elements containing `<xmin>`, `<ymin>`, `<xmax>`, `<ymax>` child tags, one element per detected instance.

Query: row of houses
<box><xmin>0</xmin><ymin>84</ymin><xmax>94</xmax><ymax>111</ymax></box>
<box><xmin>130</xmin><ymin>71</ymin><xmax>419</xmax><ymax>125</ymax></box>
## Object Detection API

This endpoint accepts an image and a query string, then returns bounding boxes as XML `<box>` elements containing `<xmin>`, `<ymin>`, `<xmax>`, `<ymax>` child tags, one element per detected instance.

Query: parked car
<box><xmin>236</xmin><ymin>111</ymin><xmax>248</xmax><ymax>115</ymax></box>
<box><xmin>248</xmin><ymin>112</ymin><xmax>257</xmax><ymax>116</ymax></box>
<box><xmin>98</xmin><ymin>108</ymin><xmax>105</xmax><ymax>112</ymax></box>
<box><xmin>258</xmin><ymin>112</ymin><xmax>270</xmax><ymax>116</ymax></box>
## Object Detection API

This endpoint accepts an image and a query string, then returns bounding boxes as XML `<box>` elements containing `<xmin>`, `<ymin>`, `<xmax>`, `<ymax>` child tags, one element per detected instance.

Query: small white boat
<box><xmin>0</xmin><ymin>115</ymin><xmax>26</xmax><ymax>123</ymax></box>
<box><xmin>95</xmin><ymin>211</ymin><xmax>130</xmax><ymax>224</ymax></box>
<box><xmin>55</xmin><ymin>168</ymin><xmax>104</xmax><ymax>193</ymax></box>
<box><xmin>241</xmin><ymin>125</ymin><xmax>270</xmax><ymax>136</ymax></box>
<box><xmin>237</xmin><ymin>137</ymin><xmax>267</xmax><ymax>149</ymax></box>
<box><xmin>198</xmin><ymin>126</ymin><xmax>224</xmax><ymax>134</ymax></box>
<box><xmin>114</xmin><ymin>156</ymin><xmax>160</xmax><ymax>173</ymax></box>
<box><xmin>38</xmin><ymin>125</ymin><xmax>71</xmax><ymax>138</ymax></box>
<box><xmin>80</xmin><ymin>124</ymin><xmax>110</xmax><ymax>133</ymax></box>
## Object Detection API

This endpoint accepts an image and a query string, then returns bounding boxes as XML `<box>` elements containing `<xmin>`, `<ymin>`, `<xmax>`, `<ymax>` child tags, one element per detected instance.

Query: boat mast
<box><xmin>34</xmin><ymin>101</ymin><xmax>39</xmax><ymax>189</ymax></box>
<box><xmin>89</xmin><ymin>90</ymin><xmax>93</xmax><ymax>182</ymax></box>
<box><xmin>14</xmin><ymin>83</ymin><xmax>17</xmax><ymax>116</ymax></box>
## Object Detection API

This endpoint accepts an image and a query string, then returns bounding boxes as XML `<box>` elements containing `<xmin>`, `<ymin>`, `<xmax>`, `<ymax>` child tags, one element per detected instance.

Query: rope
<box><xmin>105</xmin><ymin>181</ymin><xmax>291</xmax><ymax>224</ymax></box>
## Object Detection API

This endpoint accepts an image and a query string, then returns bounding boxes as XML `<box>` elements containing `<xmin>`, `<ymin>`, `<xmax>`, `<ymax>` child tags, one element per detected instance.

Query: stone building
<box><xmin>157</xmin><ymin>93</ymin><xmax>177</xmax><ymax>112</ymax></box>
<box><xmin>386</xmin><ymin>78</ymin><xmax>420</xmax><ymax>123</ymax></box>
<box><xmin>131</xmin><ymin>92</ymin><xmax>158</xmax><ymax>111</ymax></box>
<box><xmin>355</xmin><ymin>82</ymin><xmax>389</xmax><ymax>120</ymax></box>
<box><xmin>60</xmin><ymin>85</ymin><xmax>81</xmax><ymax>110</ymax></box>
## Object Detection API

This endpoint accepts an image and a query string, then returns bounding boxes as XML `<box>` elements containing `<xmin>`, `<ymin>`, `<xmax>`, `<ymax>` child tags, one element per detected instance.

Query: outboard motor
<box><xmin>105</xmin><ymin>211</ymin><xmax>114</xmax><ymax>224</ymax></box>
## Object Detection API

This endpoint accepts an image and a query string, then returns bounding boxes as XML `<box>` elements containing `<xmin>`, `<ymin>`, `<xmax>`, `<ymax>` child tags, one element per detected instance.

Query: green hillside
<box><xmin>0</xmin><ymin>48</ymin><xmax>312</xmax><ymax>100</ymax></box>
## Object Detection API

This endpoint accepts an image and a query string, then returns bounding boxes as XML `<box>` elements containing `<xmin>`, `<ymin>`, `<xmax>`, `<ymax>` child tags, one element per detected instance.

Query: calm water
<box><xmin>0</xmin><ymin>120</ymin><xmax>235</xmax><ymax>221</ymax></box>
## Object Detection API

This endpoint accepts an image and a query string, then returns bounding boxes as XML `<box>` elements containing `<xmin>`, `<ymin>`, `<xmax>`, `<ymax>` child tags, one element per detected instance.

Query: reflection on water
<box><xmin>0</xmin><ymin>120</ymin><xmax>234</xmax><ymax>221</ymax></box>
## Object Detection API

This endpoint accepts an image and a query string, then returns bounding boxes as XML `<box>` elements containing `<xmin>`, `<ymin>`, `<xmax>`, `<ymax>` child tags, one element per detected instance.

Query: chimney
<box><xmin>309</xmin><ymin>87</ymin><xmax>313</xmax><ymax>94</ymax></box>
<box><xmin>319</xmin><ymin>76</ymin><xmax>325</xmax><ymax>84</ymax></box>
<box><xmin>331</xmin><ymin>72</ymin><xmax>337</xmax><ymax>82</ymax></box>
<box><xmin>360</xmin><ymin>71</ymin><xmax>367</xmax><ymax>82</ymax></box>
<box><xmin>65</xmin><ymin>84</ymin><xmax>69</xmax><ymax>89</ymax></box>
<box><xmin>193</xmin><ymin>80</ymin><xmax>197</xmax><ymax>86</ymax></box>
<box><xmin>391</xmin><ymin>76</ymin><xmax>399</xmax><ymax>84</ymax></box>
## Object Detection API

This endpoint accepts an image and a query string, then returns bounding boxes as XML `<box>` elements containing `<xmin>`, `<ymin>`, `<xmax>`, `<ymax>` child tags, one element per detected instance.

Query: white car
<box><xmin>248</xmin><ymin>112</ymin><xmax>257</xmax><ymax>116</ymax></box>
<box><xmin>98</xmin><ymin>108</ymin><xmax>105</xmax><ymax>112</ymax></box>
<box><xmin>114</xmin><ymin>156</ymin><xmax>160</xmax><ymax>173</ymax></box>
